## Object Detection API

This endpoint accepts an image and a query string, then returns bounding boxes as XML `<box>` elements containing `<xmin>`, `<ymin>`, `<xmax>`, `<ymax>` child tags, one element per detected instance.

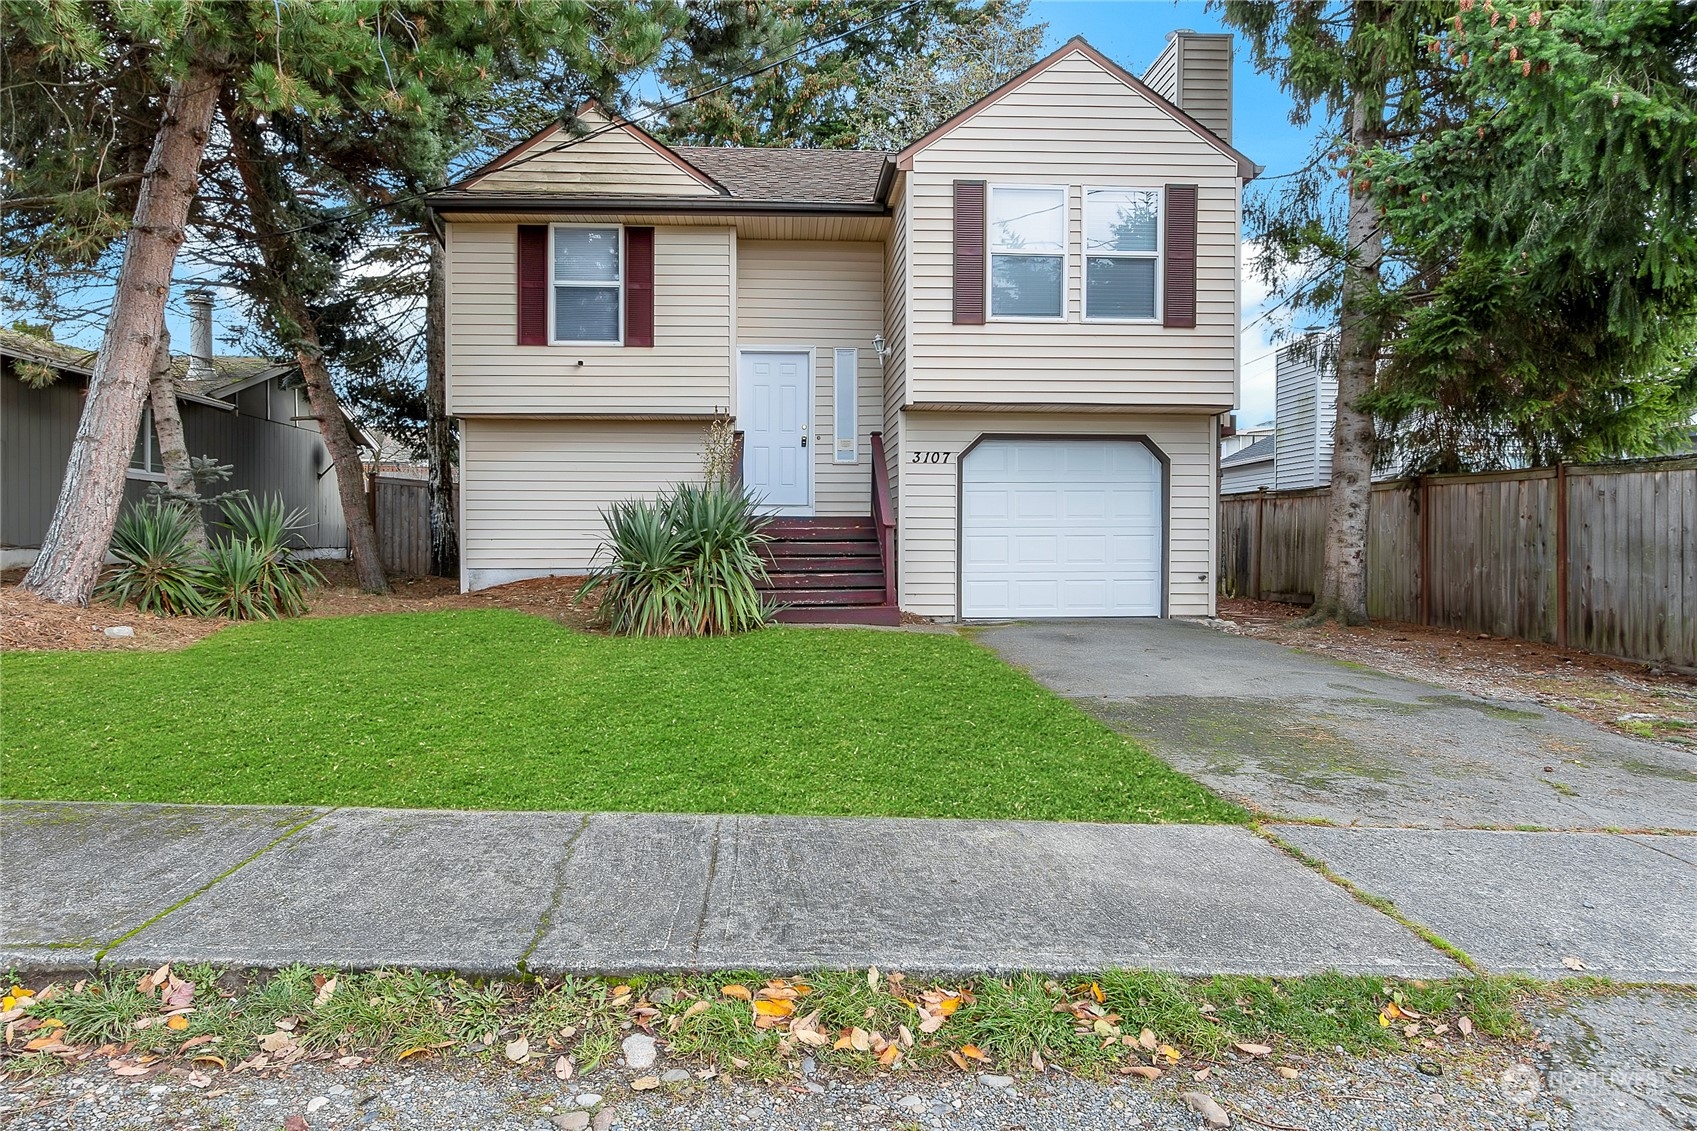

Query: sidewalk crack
<box><xmin>516</xmin><ymin>812</ymin><xmax>592</xmax><ymax>976</ymax></box>
<box><xmin>93</xmin><ymin>807</ymin><xmax>335</xmax><ymax>965</ymax></box>
<box><xmin>688</xmin><ymin>816</ymin><xmax>725</xmax><ymax>966</ymax></box>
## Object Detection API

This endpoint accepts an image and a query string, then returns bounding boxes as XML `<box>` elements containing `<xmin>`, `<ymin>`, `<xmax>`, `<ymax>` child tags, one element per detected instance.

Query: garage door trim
<box><xmin>955</xmin><ymin>433</ymin><xmax>1171</xmax><ymax>620</ymax></box>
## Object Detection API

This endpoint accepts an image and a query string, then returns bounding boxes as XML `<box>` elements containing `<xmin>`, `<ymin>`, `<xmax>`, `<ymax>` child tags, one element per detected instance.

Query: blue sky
<box><xmin>73</xmin><ymin>2</ymin><xmax>1317</xmax><ymax>428</ymax></box>
<box><xmin>1034</xmin><ymin>0</ymin><xmax>1317</xmax><ymax>426</ymax></box>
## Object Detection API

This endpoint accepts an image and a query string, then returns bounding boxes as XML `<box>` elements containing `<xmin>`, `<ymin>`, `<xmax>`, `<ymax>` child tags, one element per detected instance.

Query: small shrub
<box><xmin>581</xmin><ymin>481</ymin><xmax>773</xmax><ymax>636</ymax></box>
<box><xmin>97</xmin><ymin>500</ymin><xmax>207</xmax><ymax>616</ymax></box>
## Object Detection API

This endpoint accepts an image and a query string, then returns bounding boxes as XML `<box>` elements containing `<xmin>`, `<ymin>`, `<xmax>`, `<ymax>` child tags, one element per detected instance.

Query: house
<box><xmin>429</xmin><ymin>32</ymin><xmax>1258</xmax><ymax>622</ymax></box>
<box><xmin>1</xmin><ymin>292</ymin><xmax>352</xmax><ymax>568</ymax></box>
<box><xmin>1220</xmin><ymin>432</ymin><xmax>1276</xmax><ymax>494</ymax></box>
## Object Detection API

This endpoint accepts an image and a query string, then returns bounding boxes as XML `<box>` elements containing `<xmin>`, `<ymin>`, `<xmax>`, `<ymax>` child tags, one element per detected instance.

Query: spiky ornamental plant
<box><xmin>97</xmin><ymin>500</ymin><xmax>209</xmax><ymax>617</ymax></box>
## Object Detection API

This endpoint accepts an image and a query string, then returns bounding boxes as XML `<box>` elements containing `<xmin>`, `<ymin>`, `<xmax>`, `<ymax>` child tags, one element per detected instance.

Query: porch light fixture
<box><xmin>871</xmin><ymin>333</ymin><xmax>887</xmax><ymax>358</ymax></box>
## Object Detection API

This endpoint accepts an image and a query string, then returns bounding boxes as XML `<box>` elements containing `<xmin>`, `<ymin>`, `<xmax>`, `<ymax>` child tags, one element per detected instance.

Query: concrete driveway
<box><xmin>972</xmin><ymin>618</ymin><xmax>1697</xmax><ymax>832</ymax></box>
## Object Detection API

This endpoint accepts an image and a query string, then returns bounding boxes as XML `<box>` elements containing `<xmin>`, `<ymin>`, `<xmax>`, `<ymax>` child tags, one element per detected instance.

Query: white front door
<box><xmin>960</xmin><ymin>438</ymin><xmax>1164</xmax><ymax>618</ymax></box>
<box><xmin>739</xmin><ymin>350</ymin><xmax>811</xmax><ymax>511</ymax></box>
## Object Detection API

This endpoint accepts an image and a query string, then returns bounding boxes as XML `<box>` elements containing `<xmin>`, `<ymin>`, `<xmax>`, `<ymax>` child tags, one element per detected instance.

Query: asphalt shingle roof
<box><xmin>0</xmin><ymin>327</ymin><xmax>292</xmax><ymax>396</ymax></box>
<box><xmin>673</xmin><ymin>146</ymin><xmax>892</xmax><ymax>204</ymax></box>
<box><xmin>1220</xmin><ymin>435</ymin><xmax>1275</xmax><ymax>467</ymax></box>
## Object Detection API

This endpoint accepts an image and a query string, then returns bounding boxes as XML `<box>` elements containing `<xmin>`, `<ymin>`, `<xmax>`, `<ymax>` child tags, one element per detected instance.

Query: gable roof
<box><xmin>0</xmin><ymin>327</ymin><xmax>294</xmax><ymax>402</ymax></box>
<box><xmin>672</xmin><ymin>147</ymin><xmax>892</xmax><ymax>205</ymax></box>
<box><xmin>1220</xmin><ymin>435</ymin><xmax>1275</xmax><ymax>468</ymax></box>
<box><xmin>455</xmin><ymin>105</ymin><xmax>728</xmax><ymax>195</ymax></box>
<box><xmin>895</xmin><ymin>36</ymin><xmax>1260</xmax><ymax>180</ymax></box>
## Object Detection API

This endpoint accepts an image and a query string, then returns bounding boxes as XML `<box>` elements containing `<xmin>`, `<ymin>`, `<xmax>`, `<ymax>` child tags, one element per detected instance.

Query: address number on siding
<box><xmin>911</xmin><ymin>451</ymin><xmax>953</xmax><ymax>464</ymax></box>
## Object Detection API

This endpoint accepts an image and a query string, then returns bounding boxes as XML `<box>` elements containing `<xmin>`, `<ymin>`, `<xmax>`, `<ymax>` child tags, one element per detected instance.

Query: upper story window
<box><xmin>552</xmin><ymin>225</ymin><xmax>622</xmax><ymax>343</ymax></box>
<box><xmin>1085</xmin><ymin>187</ymin><xmax>1161</xmax><ymax>321</ymax></box>
<box><xmin>988</xmin><ymin>185</ymin><xmax>1066</xmax><ymax>320</ymax></box>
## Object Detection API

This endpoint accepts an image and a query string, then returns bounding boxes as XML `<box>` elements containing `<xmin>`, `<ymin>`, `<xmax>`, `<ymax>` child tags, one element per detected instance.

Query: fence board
<box><xmin>1217</xmin><ymin>457</ymin><xmax>1696</xmax><ymax>668</ymax></box>
<box><xmin>373</xmin><ymin>475</ymin><xmax>430</xmax><ymax>577</ymax></box>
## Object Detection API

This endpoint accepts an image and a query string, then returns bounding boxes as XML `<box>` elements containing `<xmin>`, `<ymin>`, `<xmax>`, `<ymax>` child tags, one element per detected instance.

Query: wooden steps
<box><xmin>759</xmin><ymin>517</ymin><xmax>899</xmax><ymax>626</ymax></box>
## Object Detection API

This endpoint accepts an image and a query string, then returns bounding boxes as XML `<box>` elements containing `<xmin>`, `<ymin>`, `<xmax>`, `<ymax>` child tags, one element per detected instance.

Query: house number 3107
<box><xmin>911</xmin><ymin>451</ymin><xmax>952</xmax><ymax>464</ymax></box>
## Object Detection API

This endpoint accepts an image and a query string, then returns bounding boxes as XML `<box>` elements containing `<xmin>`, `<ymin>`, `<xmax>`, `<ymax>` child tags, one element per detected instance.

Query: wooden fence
<box><xmin>1219</xmin><ymin>456</ymin><xmax>1697</xmax><ymax>668</ymax></box>
<box><xmin>371</xmin><ymin>474</ymin><xmax>431</xmax><ymax>577</ymax></box>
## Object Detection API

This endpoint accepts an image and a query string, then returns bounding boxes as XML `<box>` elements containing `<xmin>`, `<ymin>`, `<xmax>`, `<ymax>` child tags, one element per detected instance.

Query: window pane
<box><xmin>1087</xmin><ymin>189</ymin><xmax>1159</xmax><ymax>253</ymax></box>
<box><xmin>1087</xmin><ymin>256</ymin><xmax>1157</xmax><ymax>320</ymax></box>
<box><xmin>555</xmin><ymin>285</ymin><xmax>620</xmax><ymax>341</ymax></box>
<box><xmin>833</xmin><ymin>347</ymin><xmax>857</xmax><ymax>463</ymax></box>
<box><xmin>553</xmin><ymin>227</ymin><xmax>619</xmax><ymax>282</ymax></box>
<box><xmin>131</xmin><ymin>409</ymin><xmax>157</xmax><ymax>472</ymax></box>
<box><xmin>989</xmin><ymin>187</ymin><xmax>1065</xmax><ymax>253</ymax></box>
<box><xmin>991</xmin><ymin>254</ymin><xmax>1064</xmax><ymax>318</ymax></box>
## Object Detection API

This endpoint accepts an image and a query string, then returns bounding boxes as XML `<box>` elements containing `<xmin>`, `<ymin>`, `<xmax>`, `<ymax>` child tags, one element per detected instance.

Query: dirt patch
<box><xmin>1216</xmin><ymin>597</ymin><xmax>1697</xmax><ymax>749</ymax></box>
<box><xmin>2</xmin><ymin>565</ymin><xmax>600</xmax><ymax>653</ymax></box>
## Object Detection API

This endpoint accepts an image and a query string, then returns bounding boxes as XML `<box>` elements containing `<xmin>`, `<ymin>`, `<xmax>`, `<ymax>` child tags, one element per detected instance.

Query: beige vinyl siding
<box><xmin>735</xmin><ymin>240</ymin><xmax>885</xmax><ymax>516</ymax></box>
<box><xmin>446</xmin><ymin>223</ymin><xmax>734</xmax><ymax>416</ymax></box>
<box><xmin>882</xmin><ymin>177</ymin><xmax>911</xmax><ymax>511</ymax></box>
<box><xmin>1142</xmin><ymin>38</ymin><xmax>1179</xmax><ymax>104</ymax></box>
<box><xmin>459</xmin><ymin>418</ymin><xmax>705</xmax><ymax>590</ymax></box>
<box><xmin>464</xmin><ymin>122</ymin><xmax>719</xmax><ymax>196</ymax></box>
<box><xmin>896</xmin><ymin>412</ymin><xmax>1216</xmax><ymax>619</ymax></box>
<box><xmin>1172</xmin><ymin>34</ymin><xmax>1233</xmax><ymax>145</ymax></box>
<box><xmin>905</xmin><ymin>50</ymin><xmax>1241</xmax><ymax>410</ymax></box>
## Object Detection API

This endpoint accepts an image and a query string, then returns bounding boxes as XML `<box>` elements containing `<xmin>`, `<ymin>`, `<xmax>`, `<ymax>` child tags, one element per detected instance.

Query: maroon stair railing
<box><xmin>869</xmin><ymin>431</ymin><xmax>897</xmax><ymax>610</ymax></box>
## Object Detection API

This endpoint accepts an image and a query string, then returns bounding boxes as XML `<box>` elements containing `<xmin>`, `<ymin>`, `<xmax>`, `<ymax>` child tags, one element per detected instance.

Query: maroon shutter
<box><xmin>1163</xmin><ymin>184</ymin><xmax>1198</xmax><ymax>329</ymax></box>
<box><xmin>517</xmin><ymin>225</ymin><xmax>549</xmax><ymax>345</ymax></box>
<box><xmin>952</xmin><ymin>180</ymin><xmax>986</xmax><ymax>325</ymax></box>
<box><xmin>624</xmin><ymin>227</ymin><xmax>655</xmax><ymax>347</ymax></box>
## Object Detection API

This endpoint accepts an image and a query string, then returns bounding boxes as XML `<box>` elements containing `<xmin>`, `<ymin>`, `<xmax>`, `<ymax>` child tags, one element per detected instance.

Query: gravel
<box><xmin>1</xmin><ymin>1045</ymin><xmax>1571</xmax><ymax>1130</ymax></box>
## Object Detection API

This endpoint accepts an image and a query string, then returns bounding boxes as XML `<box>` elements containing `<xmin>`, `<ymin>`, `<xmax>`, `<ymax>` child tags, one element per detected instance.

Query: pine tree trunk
<box><xmin>1306</xmin><ymin>91</ymin><xmax>1387</xmax><ymax>628</ymax></box>
<box><xmin>224</xmin><ymin>107</ymin><xmax>389</xmax><ymax>594</ymax></box>
<box><xmin>424</xmin><ymin>240</ymin><xmax>459</xmax><ymax>579</ymax></box>
<box><xmin>146</xmin><ymin>324</ymin><xmax>208</xmax><ymax>546</ymax></box>
<box><xmin>21</xmin><ymin>63</ymin><xmax>222</xmax><ymax>605</ymax></box>
<box><xmin>284</xmin><ymin>293</ymin><xmax>391</xmax><ymax>594</ymax></box>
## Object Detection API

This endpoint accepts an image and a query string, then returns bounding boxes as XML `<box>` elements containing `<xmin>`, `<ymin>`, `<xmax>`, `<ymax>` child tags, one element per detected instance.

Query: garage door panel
<box><xmin>961</xmin><ymin>438</ymin><xmax>1163</xmax><ymax>619</ymax></box>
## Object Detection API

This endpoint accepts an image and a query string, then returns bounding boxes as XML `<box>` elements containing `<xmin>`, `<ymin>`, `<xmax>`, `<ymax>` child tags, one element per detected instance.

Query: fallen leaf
<box><xmin>191</xmin><ymin>1054</ymin><xmax>227</xmax><ymax>1069</ymax></box>
<box><xmin>162</xmin><ymin>980</ymin><xmax>195</xmax><ymax>1009</ymax></box>
<box><xmin>137</xmin><ymin>966</ymin><xmax>170</xmax><ymax>997</ymax></box>
<box><xmin>849</xmin><ymin>1027</ymin><xmax>871</xmax><ymax>1053</ymax></box>
<box><xmin>753</xmin><ymin>999</ymin><xmax>794</xmax><ymax>1019</ymax></box>
<box><xmin>613</xmin><ymin>984</ymin><xmax>631</xmax><ymax>996</ymax></box>
<box><xmin>185</xmin><ymin>1070</ymin><xmax>213</xmax><ymax>1088</ymax></box>
<box><xmin>630</xmin><ymin>1075</ymin><xmax>660</xmax><ymax>1091</ymax></box>
<box><xmin>877</xmin><ymin>1042</ymin><xmax>901</xmax><ymax>1066</ymax></box>
<box><xmin>1234</xmin><ymin>1042</ymin><xmax>1272</xmax><ymax>1057</ymax></box>
<box><xmin>719</xmin><ymin>984</ymin><xmax>751</xmax><ymax>1001</ymax></box>
<box><xmin>1561</xmin><ymin>956</ymin><xmax>1587</xmax><ymax>971</ymax></box>
<box><xmin>729</xmin><ymin>1055</ymin><xmax>749</xmax><ymax>1069</ymax></box>
<box><xmin>555</xmin><ymin>1055</ymin><xmax>574</xmax><ymax>1081</ymax></box>
<box><xmin>1158</xmin><ymin>1044</ymin><xmax>1181</xmax><ymax>1063</ymax></box>
<box><xmin>313</xmin><ymin>977</ymin><xmax>338</xmax><ymax>1010</ymax></box>
<box><xmin>1031</xmin><ymin>1048</ymin><xmax>1045</xmax><ymax>1072</ymax></box>
<box><xmin>867</xmin><ymin>966</ymin><xmax>880</xmax><ymax>992</ymax></box>
<box><xmin>1089</xmin><ymin>981</ymin><xmax>1105</xmax><ymax>1004</ymax></box>
<box><xmin>1181</xmin><ymin>1091</ymin><xmax>1230</xmax><ymax>1128</ymax></box>
<box><xmin>1458</xmin><ymin>1016</ymin><xmax>1474</xmax><ymax>1037</ymax></box>
<box><xmin>257</xmin><ymin>1032</ymin><xmax>294</xmax><ymax>1053</ymax></box>
<box><xmin>898</xmin><ymin>1024</ymin><xmax>915</xmax><ymax>1049</ymax></box>
<box><xmin>680</xmin><ymin>1000</ymin><xmax>710</xmax><ymax>1022</ymax></box>
<box><xmin>504</xmin><ymin>1036</ymin><xmax>529</xmax><ymax>1063</ymax></box>
<box><xmin>112</xmin><ymin>1063</ymin><xmax>152</xmax><ymax>1077</ymax></box>
<box><xmin>947</xmin><ymin>1050</ymin><xmax>969</xmax><ymax>1071</ymax></box>
<box><xmin>918</xmin><ymin>1011</ymin><xmax>945</xmax><ymax>1035</ymax></box>
<box><xmin>1277</xmin><ymin>1065</ymin><xmax>1300</xmax><ymax>1079</ymax></box>
<box><xmin>275</xmin><ymin>1017</ymin><xmax>298</xmax><ymax>1032</ymax></box>
<box><xmin>165</xmin><ymin>1015</ymin><xmax>190</xmax><ymax>1032</ymax></box>
<box><xmin>1123</xmin><ymin>1065</ymin><xmax>1162</xmax><ymax>1080</ymax></box>
<box><xmin>1193</xmin><ymin>1066</ymin><xmax>1212</xmax><ymax>1082</ymax></box>
<box><xmin>959</xmin><ymin>1044</ymin><xmax>989</xmax><ymax>1062</ymax></box>
<box><xmin>1138</xmin><ymin>1028</ymin><xmax>1157</xmax><ymax>1050</ymax></box>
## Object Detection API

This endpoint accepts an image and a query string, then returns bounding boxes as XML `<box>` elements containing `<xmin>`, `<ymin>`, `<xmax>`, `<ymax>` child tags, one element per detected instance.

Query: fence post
<box><xmin>1253</xmin><ymin>487</ymin><xmax>1266</xmax><ymax>601</ymax></box>
<box><xmin>1555</xmin><ymin>462</ymin><xmax>1569</xmax><ymax>648</ymax></box>
<box><xmin>1418</xmin><ymin>475</ymin><xmax>1432</xmax><ymax>626</ymax></box>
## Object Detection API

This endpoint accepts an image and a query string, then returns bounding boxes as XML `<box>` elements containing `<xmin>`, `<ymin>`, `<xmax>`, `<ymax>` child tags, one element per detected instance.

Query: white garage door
<box><xmin>961</xmin><ymin>438</ymin><xmax>1163</xmax><ymax>618</ymax></box>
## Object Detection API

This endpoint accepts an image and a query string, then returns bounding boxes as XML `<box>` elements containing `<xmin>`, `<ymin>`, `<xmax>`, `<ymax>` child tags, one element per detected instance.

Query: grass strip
<box><xmin>3</xmin><ymin>964</ymin><xmax>1552</xmax><ymax>1082</ymax></box>
<box><xmin>1</xmin><ymin>610</ymin><xmax>1242</xmax><ymax>825</ymax></box>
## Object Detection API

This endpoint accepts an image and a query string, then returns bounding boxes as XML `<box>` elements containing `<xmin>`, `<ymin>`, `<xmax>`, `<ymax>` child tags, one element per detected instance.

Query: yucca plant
<box><xmin>580</xmin><ymin>482</ymin><xmax>774</xmax><ymax>637</ymax></box>
<box><xmin>96</xmin><ymin>499</ymin><xmax>207</xmax><ymax>616</ymax></box>
<box><xmin>199</xmin><ymin>538</ymin><xmax>276</xmax><ymax>620</ymax></box>
<box><xmin>666</xmin><ymin>481</ymin><xmax>774</xmax><ymax>635</ymax></box>
<box><xmin>218</xmin><ymin>494</ymin><xmax>321</xmax><ymax>617</ymax></box>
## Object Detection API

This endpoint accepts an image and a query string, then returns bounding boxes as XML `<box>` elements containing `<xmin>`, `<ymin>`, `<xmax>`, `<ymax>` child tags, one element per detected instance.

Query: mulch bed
<box><xmin>2</xmin><ymin>566</ymin><xmax>600</xmax><ymax>653</ymax></box>
<box><xmin>1216</xmin><ymin>596</ymin><xmax>1697</xmax><ymax>746</ymax></box>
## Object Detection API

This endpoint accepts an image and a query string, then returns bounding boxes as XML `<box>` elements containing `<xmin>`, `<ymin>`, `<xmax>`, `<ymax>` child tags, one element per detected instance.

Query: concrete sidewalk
<box><xmin>3</xmin><ymin>801</ymin><xmax>1691</xmax><ymax>982</ymax></box>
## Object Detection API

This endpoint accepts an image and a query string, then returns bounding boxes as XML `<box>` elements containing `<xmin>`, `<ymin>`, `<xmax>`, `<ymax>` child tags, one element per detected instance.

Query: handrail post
<box><xmin>869</xmin><ymin>431</ymin><xmax>896</xmax><ymax>609</ymax></box>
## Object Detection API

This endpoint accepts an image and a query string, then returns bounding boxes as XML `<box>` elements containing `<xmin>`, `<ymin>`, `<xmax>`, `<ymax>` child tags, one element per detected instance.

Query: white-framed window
<box><xmin>128</xmin><ymin>407</ymin><xmax>165</xmax><ymax>481</ymax></box>
<box><xmin>833</xmin><ymin>347</ymin><xmax>858</xmax><ymax>463</ymax></box>
<box><xmin>1084</xmin><ymin>187</ymin><xmax>1162</xmax><ymax>322</ymax></box>
<box><xmin>551</xmin><ymin>224</ymin><xmax>622</xmax><ymax>344</ymax></box>
<box><xmin>987</xmin><ymin>184</ymin><xmax>1066</xmax><ymax>320</ymax></box>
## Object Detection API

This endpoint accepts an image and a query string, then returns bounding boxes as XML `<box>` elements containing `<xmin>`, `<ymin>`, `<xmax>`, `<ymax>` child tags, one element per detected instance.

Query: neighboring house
<box><xmin>430</xmin><ymin>32</ymin><xmax>1258</xmax><ymax>621</ymax></box>
<box><xmin>1271</xmin><ymin>337</ymin><xmax>1339</xmax><ymax>492</ymax></box>
<box><xmin>1220</xmin><ymin>434</ymin><xmax>1275</xmax><ymax>494</ymax></box>
<box><xmin>1</xmin><ymin>294</ymin><xmax>352</xmax><ymax>568</ymax></box>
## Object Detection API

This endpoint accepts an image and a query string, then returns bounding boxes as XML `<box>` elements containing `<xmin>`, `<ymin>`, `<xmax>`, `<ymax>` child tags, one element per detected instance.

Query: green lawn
<box><xmin>1</xmin><ymin>609</ymin><xmax>1241</xmax><ymax>824</ymax></box>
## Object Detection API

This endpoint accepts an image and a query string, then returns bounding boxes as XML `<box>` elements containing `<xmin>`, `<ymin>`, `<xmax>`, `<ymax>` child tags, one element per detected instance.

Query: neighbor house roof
<box><xmin>1220</xmin><ymin>436</ymin><xmax>1275</xmax><ymax>468</ymax></box>
<box><xmin>671</xmin><ymin>147</ymin><xmax>893</xmax><ymax>205</ymax></box>
<box><xmin>0</xmin><ymin>327</ymin><xmax>294</xmax><ymax>403</ymax></box>
<box><xmin>0</xmin><ymin>327</ymin><xmax>96</xmax><ymax>375</ymax></box>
